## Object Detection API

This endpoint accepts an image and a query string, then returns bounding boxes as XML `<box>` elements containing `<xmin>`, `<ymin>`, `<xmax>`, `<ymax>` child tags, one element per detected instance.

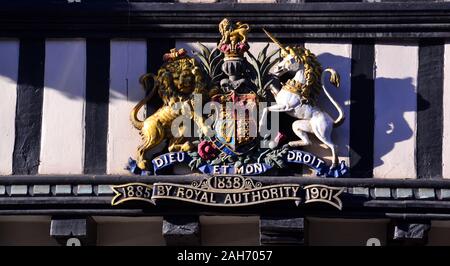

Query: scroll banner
<box><xmin>111</xmin><ymin>183</ymin><xmax>154</xmax><ymax>206</ymax></box>
<box><xmin>111</xmin><ymin>176</ymin><xmax>344</xmax><ymax>210</ymax></box>
<box><xmin>150</xmin><ymin>150</ymin><xmax>348</xmax><ymax>177</ymax></box>
<box><xmin>152</xmin><ymin>181</ymin><xmax>301</xmax><ymax>207</ymax></box>
<box><xmin>151</xmin><ymin>152</ymin><xmax>271</xmax><ymax>176</ymax></box>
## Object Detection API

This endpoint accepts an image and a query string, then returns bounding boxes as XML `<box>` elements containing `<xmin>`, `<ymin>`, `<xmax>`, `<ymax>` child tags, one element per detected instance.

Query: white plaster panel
<box><xmin>373</xmin><ymin>43</ymin><xmax>418</xmax><ymax>179</ymax></box>
<box><xmin>0</xmin><ymin>40</ymin><xmax>19</xmax><ymax>174</ymax></box>
<box><xmin>107</xmin><ymin>40</ymin><xmax>147</xmax><ymax>174</ymax></box>
<box><xmin>39</xmin><ymin>39</ymin><xmax>86</xmax><ymax>174</ymax></box>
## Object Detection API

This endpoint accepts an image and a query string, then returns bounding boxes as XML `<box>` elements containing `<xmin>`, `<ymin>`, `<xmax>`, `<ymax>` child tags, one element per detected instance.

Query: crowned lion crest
<box><xmin>128</xmin><ymin>18</ymin><xmax>348</xmax><ymax>178</ymax></box>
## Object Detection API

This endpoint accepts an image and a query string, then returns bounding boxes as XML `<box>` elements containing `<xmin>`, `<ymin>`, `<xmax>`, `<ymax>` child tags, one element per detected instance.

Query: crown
<box><xmin>283</xmin><ymin>79</ymin><xmax>303</xmax><ymax>94</ymax></box>
<box><xmin>218</xmin><ymin>18</ymin><xmax>250</xmax><ymax>60</ymax></box>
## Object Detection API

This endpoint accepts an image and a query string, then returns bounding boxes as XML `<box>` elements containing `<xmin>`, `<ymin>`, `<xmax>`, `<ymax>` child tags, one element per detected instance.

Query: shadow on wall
<box><xmin>373</xmin><ymin>77</ymin><xmax>429</xmax><ymax>168</ymax></box>
<box><xmin>43</xmin><ymin>41</ymin><xmax>87</xmax><ymax>100</ymax></box>
<box><xmin>316</xmin><ymin>52</ymin><xmax>350</xmax><ymax>121</ymax></box>
<box><xmin>0</xmin><ymin>40</ymin><xmax>148</xmax><ymax>103</ymax></box>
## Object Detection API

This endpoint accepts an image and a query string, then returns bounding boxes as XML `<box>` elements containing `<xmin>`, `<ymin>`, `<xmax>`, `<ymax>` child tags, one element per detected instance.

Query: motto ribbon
<box><xmin>133</xmin><ymin>150</ymin><xmax>348</xmax><ymax>177</ymax></box>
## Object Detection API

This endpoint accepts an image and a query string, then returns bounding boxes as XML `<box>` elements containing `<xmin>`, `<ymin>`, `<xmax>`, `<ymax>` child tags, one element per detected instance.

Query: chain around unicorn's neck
<box><xmin>292</xmin><ymin>68</ymin><xmax>305</xmax><ymax>84</ymax></box>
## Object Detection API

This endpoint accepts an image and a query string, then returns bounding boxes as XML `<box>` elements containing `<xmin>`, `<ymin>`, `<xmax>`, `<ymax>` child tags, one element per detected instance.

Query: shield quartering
<box><xmin>210</xmin><ymin>90</ymin><xmax>259</xmax><ymax>156</ymax></box>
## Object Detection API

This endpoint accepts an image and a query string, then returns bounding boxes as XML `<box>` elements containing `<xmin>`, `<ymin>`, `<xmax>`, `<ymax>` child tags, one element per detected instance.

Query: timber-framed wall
<box><xmin>1</xmin><ymin>0</ymin><xmax>450</xmax><ymax>245</ymax></box>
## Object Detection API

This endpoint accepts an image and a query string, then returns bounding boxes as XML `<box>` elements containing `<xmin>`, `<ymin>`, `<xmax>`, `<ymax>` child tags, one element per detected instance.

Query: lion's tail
<box><xmin>130</xmin><ymin>73</ymin><xmax>157</xmax><ymax>130</ymax></box>
<box><xmin>236</xmin><ymin>22</ymin><xmax>250</xmax><ymax>31</ymax></box>
<box><xmin>321</xmin><ymin>68</ymin><xmax>345</xmax><ymax>128</ymax></box>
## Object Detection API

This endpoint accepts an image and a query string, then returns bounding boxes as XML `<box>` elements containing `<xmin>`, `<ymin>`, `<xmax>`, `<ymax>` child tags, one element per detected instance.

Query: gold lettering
<box><xmin>252</xmin><ymin>190</ymin><xmax>261</xmax><ymax>202</ymax></box>
<box><xmin>200</xmin><ymin>192</ymin><xmax>208</xmax><ymax>202</ymax></box>
<box><xmin>209</xmin><ymin>192</ymin><xmax>216</xmax><ymax>203</ymax></box>
<box><xmin>270</xmin><ymin>188</ymin><xmax>279</xmax><ymax>198</ymax></box>
<box><xmin>176</xmin><ymin>187</ymin><xmax>185</xmax><ymax>198</ymax></box>
<box><xmin>194</xmin><ymin>189</ymin><xmax>202</xmax><ymax>200</ymax></box>
<box><xmin>157</xmin><ymin>185</ymin><xmax>166</xmax><ymax>196</ymax></box>
<box><xmin>261</xmin><ymin>189</ymin><xmax>270</xmax><ymax>200</ymax></box>
<box><xmin>279</xmin><ymin>187</ymin><xmax>284</xmax><ymax>198</ymax></box>
<box><xmin>283</xmin><ymin>186</ymin><xmax>291</xmax><ymax>195</ymax></box>
<box><xmin>232</xmin><ymin>193</ymin><xmax>241</xmax><ymax>204</ymax></box>
<box><xmin>224</xmin><ymin>194</ymin><xmax>233</xmax><ymax>204</ymax></box>
<box><xmin>242</xmin><ymin>192</ymin><xmax>250</xmax><ymax>203</ymax></box>
<box><xmin>291</xmin><ymin>186</ymin><xmax>299</xmax><ymax>197</ymax></box>
<box><xmin>185</xmin><ymin>188</ymin><xmax>194</xmax><ymax>199</ymax></box>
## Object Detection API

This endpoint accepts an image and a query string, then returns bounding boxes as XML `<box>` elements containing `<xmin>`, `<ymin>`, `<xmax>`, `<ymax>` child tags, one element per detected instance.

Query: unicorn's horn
<box><xmin>263</xmin><ymin>28</ymin><xmax>288</xmax><ymax>54</ymax></box>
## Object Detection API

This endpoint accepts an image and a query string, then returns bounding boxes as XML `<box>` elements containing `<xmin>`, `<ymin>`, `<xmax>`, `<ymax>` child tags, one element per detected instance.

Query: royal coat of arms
<box><xmin>127</xmin><ymin>18</ymin><xmax>348</xmax><ymax>178</ymax></box>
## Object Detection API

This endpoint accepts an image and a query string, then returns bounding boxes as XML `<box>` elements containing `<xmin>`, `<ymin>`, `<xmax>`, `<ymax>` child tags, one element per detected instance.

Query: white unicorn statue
<box><xmin>259</xmin><ymin>29</ymin><xmax>345</xmax><ymax>169</ymax></box>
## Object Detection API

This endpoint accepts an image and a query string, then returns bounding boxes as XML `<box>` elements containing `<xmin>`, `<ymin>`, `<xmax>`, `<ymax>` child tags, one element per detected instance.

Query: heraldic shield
<box><xmin>210</xmin><ymin>90</ymin><xmax>258</xmax><ymax>156</ymax></box>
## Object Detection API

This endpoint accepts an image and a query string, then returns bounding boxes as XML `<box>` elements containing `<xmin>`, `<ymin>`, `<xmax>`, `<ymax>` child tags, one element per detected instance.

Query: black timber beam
<box><xmin>260</xmin><ymin>216</ymin><xmax>306</xmax><ymax>245</ymax></box>
<box><xmin>4</xmin><ymin>175</ymin><xmax>450</xmax><ymax>187</ymax></box>
<box><xmin>0</xmin><ymin>175</ymin><xmax>450</xmax><ymax>217</ymax></box>
<box><xmin>162</xmin><ymin>216</ymin><xmax>201</xmax><ymax>246</ymax></box>
<box><xmin>0</xmin><ymin>2</ymin><xmax>450</xmax><ymax>39</ymax></box>
<box><xmin>50</xmin><ymin>216</ymin><xmax>97</xmax><ymax>246</ymax></box>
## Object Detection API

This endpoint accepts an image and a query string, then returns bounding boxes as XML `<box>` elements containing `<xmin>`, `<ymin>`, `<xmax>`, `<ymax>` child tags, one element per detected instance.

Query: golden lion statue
<box><xmin>218</xmin><ymin>18</ymin><xmax>250</xmax><ymax>50</ymax></box>
<box><xmin>130</xmin><ymin>48</ymin><xmax>208</xmax><ymax>170</ymax></box>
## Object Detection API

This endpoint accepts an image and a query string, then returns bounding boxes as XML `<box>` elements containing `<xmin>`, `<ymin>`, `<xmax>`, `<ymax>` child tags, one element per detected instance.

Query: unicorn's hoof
<box><xmin>288</xmin><ymin>141</ymin><xmax>302</xmax><ymax>147</ymax></box>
